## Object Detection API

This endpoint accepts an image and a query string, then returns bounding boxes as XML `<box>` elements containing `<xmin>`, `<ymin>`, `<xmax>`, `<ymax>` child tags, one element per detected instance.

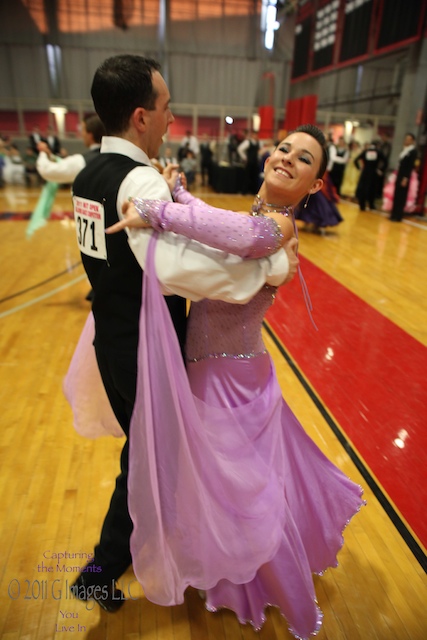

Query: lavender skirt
<box><xmin>127</xmin><ymin>236</ymin><xmax>364</xmax><ymax>638</ymax></box>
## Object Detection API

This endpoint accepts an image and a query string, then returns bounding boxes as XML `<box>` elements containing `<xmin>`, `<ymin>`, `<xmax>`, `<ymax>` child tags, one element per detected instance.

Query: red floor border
<box><xmin>266</xmin><ymin>255</ymin><xmax>427</xmax><ymax>548</ymax></box>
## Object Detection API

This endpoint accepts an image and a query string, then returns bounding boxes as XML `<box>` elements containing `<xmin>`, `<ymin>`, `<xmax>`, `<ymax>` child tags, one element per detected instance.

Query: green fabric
<box><xmin>26</xmin><ymin>181</ymin><xmax>59</xmax><ymax>238</ymax></box>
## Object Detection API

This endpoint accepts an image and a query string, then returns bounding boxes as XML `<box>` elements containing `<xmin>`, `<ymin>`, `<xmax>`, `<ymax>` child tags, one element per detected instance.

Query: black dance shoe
<box><xmin>70</xmin><ymin>573</ymin><xmax>125</xmax><ymax>613</ymax></box>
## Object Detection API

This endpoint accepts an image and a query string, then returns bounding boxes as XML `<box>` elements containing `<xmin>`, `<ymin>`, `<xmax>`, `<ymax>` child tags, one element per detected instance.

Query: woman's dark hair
<box><xmin>291</xmin><ymin>124</ymin><xmax>329</xmax><ymax>178</ymax></box>
<box><xmin>91</xmin><ymin>55</ymin><xmax>161</xmax><ymax>135</ymax></box>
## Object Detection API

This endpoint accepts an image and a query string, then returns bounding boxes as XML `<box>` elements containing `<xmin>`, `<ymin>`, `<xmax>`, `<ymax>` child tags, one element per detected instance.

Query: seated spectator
<box><xmin>3</xmin><ymin>144</ymin><xmax>25</xmax><ymax>184</ymax></box>
<box><xmin>180</xmin><ymin>148</ymin><xmax>197</xmax><ymax>190</ymax></box>
<box><xmin>159</xmin><ymin>146</ymin><xmax>178</xmax><ymax>169</ymax></box>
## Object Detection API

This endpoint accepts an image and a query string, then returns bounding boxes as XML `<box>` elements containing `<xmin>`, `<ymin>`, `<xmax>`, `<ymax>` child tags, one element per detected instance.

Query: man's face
<box><xmin>144</xmin><ymin>71</ymin><xmax>174</xmax><ymax>158</ymax></box>
<box><xmin>404</xmin><ymin>134</ymin><xmax>414</xmax><ymax>147</ymax></box>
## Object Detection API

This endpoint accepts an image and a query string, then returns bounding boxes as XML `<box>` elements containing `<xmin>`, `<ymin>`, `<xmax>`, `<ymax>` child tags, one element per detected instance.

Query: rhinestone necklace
<box><xmin>251</xmin><ymin>194</ymin><xmax>292</xmax><ymax>217</ymax></box>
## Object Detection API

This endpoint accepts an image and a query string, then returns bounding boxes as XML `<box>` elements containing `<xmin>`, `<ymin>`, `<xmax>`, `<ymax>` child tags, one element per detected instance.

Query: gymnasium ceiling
<box><xmin>21</xmin><ymin>0</ymin><xmax>295</xmax><ymax>33</ymax></box>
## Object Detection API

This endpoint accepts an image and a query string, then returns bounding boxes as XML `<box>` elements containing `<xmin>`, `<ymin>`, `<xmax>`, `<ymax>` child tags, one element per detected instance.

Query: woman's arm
<box><xmin>169</xmin><ymin>172</ymin><xmax>294</xmax><ymax>249</ymax></box>
<box><xmin>106</xmin><ymin>198</ymin><xmax>285</xmax><ymax>259</ymax></box>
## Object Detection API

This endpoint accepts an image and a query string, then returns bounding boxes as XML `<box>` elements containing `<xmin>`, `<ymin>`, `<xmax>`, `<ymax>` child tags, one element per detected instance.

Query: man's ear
<box><xmin>133</xmin><ymin>107</ymin><xmax>147</xmax><ymax>132</ymax></box>
<box><xmin>309</xmin><ymin>178</ymin><xmax>323</xmax><ymax>195</ymax></box>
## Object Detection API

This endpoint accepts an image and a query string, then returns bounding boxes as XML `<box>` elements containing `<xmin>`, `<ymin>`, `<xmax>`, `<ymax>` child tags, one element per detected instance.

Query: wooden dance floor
<box><xmin>0</xmin><ymin>182</ymin><xmax>426</xmax><ymax>639</ymax></box>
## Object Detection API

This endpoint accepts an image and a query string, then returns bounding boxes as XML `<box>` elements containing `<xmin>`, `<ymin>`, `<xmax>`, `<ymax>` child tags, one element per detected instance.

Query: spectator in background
<box><xmin>257</xmin><ymin>139</ymin><xmax>275</xmax><ymax>191</ymax></box>
<box><xmin>0</xmin><ymin>139</ymin><xmax>5</xmax><ymax>187</ymax></box>
<box><xmin>159</xmin><ymin>146</ymin><xmax>177</xmax><ymax>169</ymax></box>
<box><xmin>390</xmin><ymin>133</ymin><xmax>418</xmax><ymax>222</ymax></box>
<box><xmin>29</xmin><ymin>125</ymin><xmax>46</xmax><ymax>153</ymax></box>
<box><xmin>46</xmin><ymin>125</ymin><xmax>61</xmax><ymax>155</ymax></box>
<box><xmin>180</xmin><ymin>130</ymin><xmax>199</xmax><ymax>157</ymax></box>
<box><xmin>238</xmin><ymin>129</ymin><xmax>260</xmax><ymax>195</ymax></box>
<box><xmin>340</xmin><ymin>140</ymin><xmax>361</xmax><ymax>200</ymax></box>
<box><xmin>180</xmin><ymin>148</ymin><xmax>197</xmax><ymax>190</ymax></box>
<box><xmin>23</xmin><ymin>146</ymin><xmax>39</xmax><ymax>187</ymax></box>
<box><xmin>296</xmin><ymin>171</ymin><xmax>343</xmax><ymax>234</ymax></box>
<box><xmin>177</xmin><ymin>141</ymin><xmax>190</xmax><ymax>162</ymax></box>
<box><xmin>327</xmin><ymin>136</ymin><xmax>349</xmax><ymax>196</ymax></box>
<box><xmin>376</xmin><ymin>133</ymin><xmax>392</xmax><ymax>198</ymax></box>
<box><xmin>199</xmin><ymin>133</ymin><xmax>213</xmax><ymax>186</ymax></box>
<box><xmin>2</xmin><ymin>143</ymin><xmax>25</xmax><ymax>184</ymax></box>
<box><xmin>354</xmin><ymin>141</ymin><xmax>385</xmax><ymax>212</ymax></box>
<box><xmin>227</xmin><ymin>131</ymin><xmax>240</xmax><ymax>164</ymax></box>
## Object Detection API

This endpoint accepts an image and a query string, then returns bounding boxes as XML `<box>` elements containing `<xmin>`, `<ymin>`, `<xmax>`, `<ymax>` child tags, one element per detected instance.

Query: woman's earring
<box><xmin>304</xmin><ymin>193</ymin><xmax>311</xmax><ymax>209</ymax></box>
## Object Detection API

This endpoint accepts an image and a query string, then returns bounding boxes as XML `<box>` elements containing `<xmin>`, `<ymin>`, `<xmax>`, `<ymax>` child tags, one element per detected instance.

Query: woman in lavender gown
<box><xmin>101</xmin><ymin>125</ymin><xmax>365</xmax><ymax>638</ymax></box>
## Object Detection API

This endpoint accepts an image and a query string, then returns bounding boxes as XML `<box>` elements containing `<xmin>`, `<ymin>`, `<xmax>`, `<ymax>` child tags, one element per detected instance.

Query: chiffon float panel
<box><xmin>128</xmin><ymin>234</ymin><xmax>365</xmax><ymax>639</ymax></box>
<box><xmin>63</xmin><ymin>311</ymin><xmax>124</xmax><ymax>438</ymax></box>
<box><xmin>26</xmin><ymin>181</ymin><xmax>59</xmax><ymax>238</ymax></box>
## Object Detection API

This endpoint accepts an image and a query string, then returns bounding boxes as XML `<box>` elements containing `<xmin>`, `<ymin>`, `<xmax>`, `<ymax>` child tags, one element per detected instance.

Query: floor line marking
<box><xmin>0</xmin><ymin>275</ymin><xmax>86</xmax><ymax>318</ymax></box>
<box><xmin>0</xmin><ymin>262</ymin><xmax>83</xmax><ymax>304</ymax></box>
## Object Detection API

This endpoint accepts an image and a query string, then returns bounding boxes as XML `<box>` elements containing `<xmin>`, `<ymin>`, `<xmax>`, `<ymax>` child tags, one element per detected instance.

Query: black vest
<box><xmin>73</xmin><ymin>153</ymin><xmax>186</xmax><ymax>353</ymax></box>
<box><xmin>82</xmin><ymin>146</ymin><xmax>101</xmax><ymax>165</ymax></box>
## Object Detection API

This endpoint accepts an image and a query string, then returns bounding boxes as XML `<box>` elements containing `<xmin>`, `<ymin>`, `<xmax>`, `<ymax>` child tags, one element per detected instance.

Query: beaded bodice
<box><xmin>186</xmin><ymin>284</ymin><xmax>276</xmax><ymax>362</ymax></box>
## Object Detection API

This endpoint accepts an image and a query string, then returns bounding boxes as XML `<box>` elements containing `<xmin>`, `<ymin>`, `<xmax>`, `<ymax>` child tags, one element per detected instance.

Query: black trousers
<box><xmin>91</xmin><ymin>344</ymin><xmax>137</xmax><ymax>584</ymax></box>
<box><xmin>390</xmin><ymin>183</ymin><xmax>409</xmax><ymax>221</ymax></box>
<box><xmin>89</xmin><ymin>296</ymin><xmax>187</xmax><ymax>585</ymax></box>
<box><xmin>356</xmin><ymin>174</ymin><xmax>377</xmax><ymax>211</ymax></box>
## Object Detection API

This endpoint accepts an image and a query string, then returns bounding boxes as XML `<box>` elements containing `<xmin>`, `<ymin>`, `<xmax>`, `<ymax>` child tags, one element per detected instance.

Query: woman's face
<box><xmin>262</xmin><ymin>132</ymin><xmax>323</xmax><ymax>205</ymax></box>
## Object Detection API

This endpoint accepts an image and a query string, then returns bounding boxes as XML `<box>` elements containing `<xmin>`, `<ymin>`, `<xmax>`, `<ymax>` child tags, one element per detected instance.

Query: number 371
<box><xmin>77</xmin><ymin>215</ymin><xmax>98</xmax><ymax>251</ymax></box>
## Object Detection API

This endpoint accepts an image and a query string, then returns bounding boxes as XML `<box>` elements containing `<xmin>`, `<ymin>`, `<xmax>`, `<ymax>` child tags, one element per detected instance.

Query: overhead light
<box><xmin>261</xmin><ymin>0</ymin><xmax>281</xmax><ymax>51</ymax></box>
<box><xmin>252</xmin><ymin>114</ymin><xmax>261</xmax><ymax>132</ymax></box>
<box><xmin>49</xmin><ymin>106</ymin><xmax>68</xmax><ymax>115</ymax></box>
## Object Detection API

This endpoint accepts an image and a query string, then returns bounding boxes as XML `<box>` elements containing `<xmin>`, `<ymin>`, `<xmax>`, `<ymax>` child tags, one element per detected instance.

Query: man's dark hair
<box><xmin>83</xmin><ymin>113</ymin><xmax>106</xmax><ymax>144</ymax></box>
<box><xmin>292</xmin><ymin>123</ymin><xmax>329</xmax><ymax>178</ymax></box>
<box><xmin>91</xmin><ymin>55</ymin><xmax>161</xmax><ymax>135</ymax></box>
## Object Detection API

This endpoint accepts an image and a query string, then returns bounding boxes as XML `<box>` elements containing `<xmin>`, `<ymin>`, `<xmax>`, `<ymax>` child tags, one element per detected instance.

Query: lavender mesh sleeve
<box><xmin>132</xmin><ymin>195</ymin><xmax>283</xmax><ymax>259</ymax></box>
<box><xmin>172</xmin><ymin>183</ymin><xmax>206</xmax><ymax>207</ymax></box>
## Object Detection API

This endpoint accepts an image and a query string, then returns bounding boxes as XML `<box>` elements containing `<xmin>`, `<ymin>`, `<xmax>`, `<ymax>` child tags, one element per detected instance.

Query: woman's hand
<box><xmin>162</xmin><ymin>164</ymin><xmax>188</xmax><ymax>193</ymax></box>
<box><xmin>105</xmin><ymin>201</ymin><xmax>151</xmax><ymax>235</ymax></box>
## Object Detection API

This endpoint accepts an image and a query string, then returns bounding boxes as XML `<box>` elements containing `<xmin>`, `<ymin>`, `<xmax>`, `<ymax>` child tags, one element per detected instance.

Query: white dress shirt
<box><xmin>100</xmin><ymin>137</ymin><xmax>289</xmax><ymax>304</ymax></box>
<box><xmin>237</xmin><ymin>138</ymin><xmax>250</xmax><ymax>162</ymax></box>
<box><xmin>36</xmin><ymin>144</ymin><xmax>100</xmax><ymax>183</ymax></box>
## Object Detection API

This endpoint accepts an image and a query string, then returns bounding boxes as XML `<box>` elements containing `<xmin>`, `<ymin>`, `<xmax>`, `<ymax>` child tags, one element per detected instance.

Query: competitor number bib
<box><xmin>73</xmin><ymin>196</ymin><xmax>107</xmax><ymax>260</ymax></box>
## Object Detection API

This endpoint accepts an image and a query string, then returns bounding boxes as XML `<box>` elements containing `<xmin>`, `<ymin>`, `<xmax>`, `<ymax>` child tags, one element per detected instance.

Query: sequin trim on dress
<box><xmin>187</xmin><ymin>348</ymin><xmax>268</xmax><ymax>363</ymax></box>
<box><xmin>204</xmin><ymin>600</ymin><xmax>323</xmax><ymax>638</ymax></box>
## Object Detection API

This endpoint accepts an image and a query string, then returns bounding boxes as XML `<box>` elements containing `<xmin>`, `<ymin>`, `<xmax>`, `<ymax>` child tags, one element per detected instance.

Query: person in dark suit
<box><xmin>199</xmin><ymin>133</ymin><xmax>213</xmax><ymax>186</ymax></box>
<box><xmin>390</xmin><ymin>133</ymin><xmax>418</xmax><ymax>222</ymax></box>
<box><xmin>46</xmin><ymin>126</ymin><xmax>61</xmax><ymax>155</ymax></box>
<box><xmin>354</xmin><ymin>141</ymin><xmax>385</xmax><ymax>212</ymax></box>
<box><xmin>29</xmin><ymin>125</ymin><xmax>46</xmax><ymax>153</ymax></box>
<box><xmin>237</xmin><ymin>130</ymin><xmax>260</xmax><ymax>195</ymax></box>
